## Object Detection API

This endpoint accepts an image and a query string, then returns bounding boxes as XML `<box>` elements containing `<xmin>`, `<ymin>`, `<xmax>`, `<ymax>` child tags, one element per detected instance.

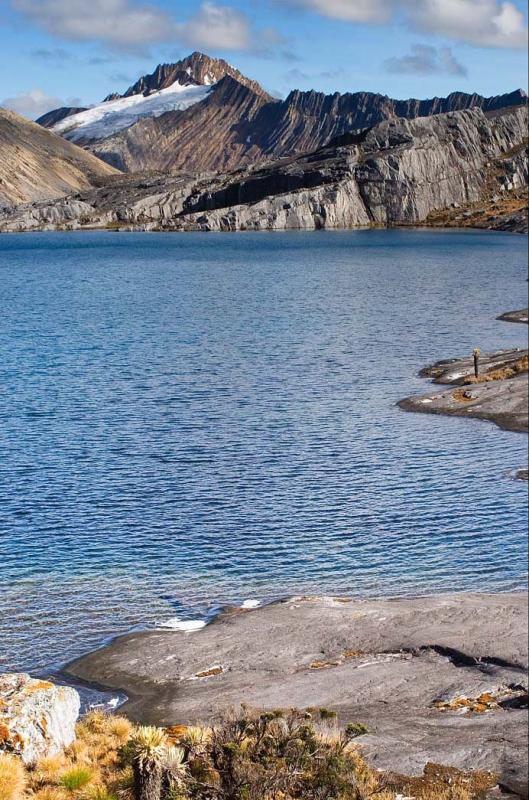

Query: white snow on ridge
<box><xmin>53</xmin><ymin>80</ymin><xmax>213</xmax><ymax>142</ymax></box>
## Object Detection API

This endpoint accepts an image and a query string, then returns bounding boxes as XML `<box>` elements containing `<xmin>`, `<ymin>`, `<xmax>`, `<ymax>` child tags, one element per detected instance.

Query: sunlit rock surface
<box><xmin>0</xmin><ymin>673</ymin><xmax>80</xmax><ymax>764</ymax></box>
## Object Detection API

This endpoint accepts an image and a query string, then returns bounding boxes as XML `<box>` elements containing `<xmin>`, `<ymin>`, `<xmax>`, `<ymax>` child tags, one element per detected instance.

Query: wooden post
<box><xmin>473</xmin><ymin>347</ymin><xmax>481</xmax><ymax>379</ymax></box>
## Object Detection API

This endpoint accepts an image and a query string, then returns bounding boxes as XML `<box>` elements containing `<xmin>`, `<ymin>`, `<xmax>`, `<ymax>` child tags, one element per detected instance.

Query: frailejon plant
<box><xmin>130</xmin><ymin>726</ymin><xmax>168</xmax><ymax>800</ymax></box>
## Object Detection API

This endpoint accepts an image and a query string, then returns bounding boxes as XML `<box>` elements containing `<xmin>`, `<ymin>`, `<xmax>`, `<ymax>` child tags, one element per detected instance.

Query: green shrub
<box><xmin>345</xmin><ymin>722</ymin><xmax>369</xmax><ymax>739</ymax></box>
<box><xmin>59</xmin><ymin>766</ymin><xmax>93</xmax><ymax>791</ymax></box>
<box><xmin>182</xmin><ymin>707</ymin><xmax>379</xmax><ymax>800</ymax></box>
<box><xmin>318</xmin><ymin>707</ymin><xmax>337</xmax><ymax>720</ymax></box>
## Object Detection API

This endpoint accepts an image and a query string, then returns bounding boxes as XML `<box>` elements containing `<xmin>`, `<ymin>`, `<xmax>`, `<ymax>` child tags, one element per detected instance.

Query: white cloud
<box><xmin>2</xmin><ymin>89</ymin><xmax>83</xmax><ymax>119</ymax></box>
<box><xmin>289</xmin><ymin>0</ymin><xmax>528</xmax><ymax>48</ymax></box>
<box><xmin>12</xmin><ymin>0</ymin><xmax>175</xmax><ymax>53</ymax></box>
<box><xmin>287</xmin><ymin>0</ymin><xmax>392</xmax><ymax>23</ymax></box>
<box><xmin>384</xmin><ymin>44</ymin><xmax>468</xmax><ymax>76</ymax></box>
<box><xmin>408</xmin><ymin>0</ymin><xmax>528</xmax><ymax>48</ymax></box>
<box><xmin>176</xmin><ymin>2</ymin><xmax>252</xmax><ymax>50</ymax></box>
<box><xmin>12</xmin><ymin>0</ymin><xmax>286</xmax><ymax>55</ymax></box>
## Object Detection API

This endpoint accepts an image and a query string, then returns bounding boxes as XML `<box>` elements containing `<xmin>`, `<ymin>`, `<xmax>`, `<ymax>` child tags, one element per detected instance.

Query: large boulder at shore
<box><xmin>0</xmin><ymin>673</ymin><xmax>80</xmax><ymax>764</ymax></box>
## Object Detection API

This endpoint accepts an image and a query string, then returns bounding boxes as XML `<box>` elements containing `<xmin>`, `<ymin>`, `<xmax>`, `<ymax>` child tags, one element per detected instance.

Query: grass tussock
<box><xmin>3</xmin><ymin>708</ymin><xmax>498</xmax><ymax>800</ymax></box>
<box><xmin>0</xmin><ymin>753</ymin><xmax>26</xmax><ymax>800</ymax></box>
<box><xmin>465</xmin><ymin>354</ymin><xmax>529</xmax><ymax>384</ymax></box>
<box><xmin>383</xmin><ymin>762</ymin><xmax>498</xmax><ymax>800</ymax></box>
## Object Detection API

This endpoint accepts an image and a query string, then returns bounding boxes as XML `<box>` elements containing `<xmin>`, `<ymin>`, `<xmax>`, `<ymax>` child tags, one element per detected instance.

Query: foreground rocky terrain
<box><xmin>0</xmin><ymin>109</ymin><xmax>119</xmax><ymax>207</ymax></box>
<box><xmin>1</xmin><ymin>104</ymin><xmax>527</xmax><ymax>233</ymax></box>
<box><xmin>65</xmin><ymin>593</ymin><xmax>528</xmax><ymax>796</ymax></box>
<box><xmin>37</xmin><ymin>52</ymin><xmax>526</xmax><ymax>176</ymax></box>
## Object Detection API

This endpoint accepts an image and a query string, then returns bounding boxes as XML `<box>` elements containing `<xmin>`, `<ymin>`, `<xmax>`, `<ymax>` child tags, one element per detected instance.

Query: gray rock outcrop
<box><xmin>65</xmin><ymin>594</ymin><xmax>529</xmax><ymax>796</ymax></box>
<box><xmin>0</xmin><ymin>673</ymin><xmax>80</xmax><ymax>765</ymax></box>
<box><xmin>2</xmin><ymin>105</ymin><xmax>526</xmax><ymax>234</ymax></box>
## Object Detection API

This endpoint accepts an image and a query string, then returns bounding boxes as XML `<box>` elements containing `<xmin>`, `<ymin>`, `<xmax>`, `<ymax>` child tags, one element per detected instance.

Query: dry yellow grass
<box><xmin>0</xmin><ymin>753</ymin><xmax>26</xmax><ymax>800</ymax></box>
<box><xmin>384</xmin><ymin>762</ymin><xmax>498</xmax><ymax>800</ymax></box>
<box><xmin>25</xmin><ymin>712</ymin><xmax>133</xmax><ymax>800</ymax></box>
<box><xmin>2</xmin><ymin>709</ymin><xmax>499</xmax><ymax>800</ymax></box>
<box><xmin>466</xmin><ymin>354</ymin><xmax>529</xmax><ymax>384</ymax></box>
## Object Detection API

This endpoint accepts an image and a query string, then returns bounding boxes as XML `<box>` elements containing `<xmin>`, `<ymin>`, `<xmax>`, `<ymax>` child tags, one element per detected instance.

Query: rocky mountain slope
<box><xmin>0</xmin><ymin>108</ymin><xmax>120</xmax><ymax>207</ymax></box>
<box><xmin>3</xmin><ymin>105</ymin><xmax>526</xmax><ymax>233</ymax></box>
<box><xmin>37</xmin><ymin>52</ymin><xmax>526</xmax><ymax>175</ymax></box>
<box><xmin>109</xmin><ymin>51</ymin><xmax>269</xmax><ymax>100</ymax></box>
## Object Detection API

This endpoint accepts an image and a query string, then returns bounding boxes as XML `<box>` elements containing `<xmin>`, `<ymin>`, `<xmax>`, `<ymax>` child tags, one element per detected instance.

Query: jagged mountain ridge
<box><xmin>84</xmin><ymin>83</ymin><xmax>528</xmax><ymax>174</ymax></box>
<box><xmin>115</xmin><ymin>51</ymin><xmax>270</xmax><ymax>100</ymax></box>
<box><xmin>37</xmin><ymin>52</ymin><xmax>527</xmax><ymax>175</ymax></box>
<box><xmin>37</xmin><ymin>106</ymin><xmax>89</xmax><ymax>128</ymax></box>
<box><xmin>0</xmin><ymin>107</ymin><xmax>119</xmax><ymax>207</ymax></box>
<box><xmin>4</xmin><ymin>105</ymin><xmax>526</xmax><ymax>233</ymax></box>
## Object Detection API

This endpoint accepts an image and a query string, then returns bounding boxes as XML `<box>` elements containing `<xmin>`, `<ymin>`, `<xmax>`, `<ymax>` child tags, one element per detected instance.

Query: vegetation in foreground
<box><xmin>0</xmin><ymin>708</ymin><xmax>498</xmax><ymax>800</ymax></box>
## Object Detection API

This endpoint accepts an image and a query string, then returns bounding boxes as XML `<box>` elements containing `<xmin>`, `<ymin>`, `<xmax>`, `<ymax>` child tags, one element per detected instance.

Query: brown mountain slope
<box><xmin>3</xmin><ymin>106</ymin><xmax>526</xmax><ymax>234</ymax></box>
<box><xmin>0</xmin><ymin>108</ymin><xmax>119</xmax><ymax>207</ymax></box>
<box><xmin>88</xmin><ymin>78</ymin><xmax>527</xmax><ymax>174</ymax></box>
<box><xmin>37</xmin><ymin>52</ymin><xmax>526</xmax><ymax>176</ymax></box>
<box><xmin>89</xmin><ymin>75</ymin><xmax>271</xmax><ymax>172</ymax></box>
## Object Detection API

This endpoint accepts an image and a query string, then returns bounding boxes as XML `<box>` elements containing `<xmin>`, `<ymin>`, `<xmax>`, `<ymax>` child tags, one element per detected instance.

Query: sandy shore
<box><xmin>65</xmin><ymin>593</ymin><xmax>528</xmax><ymax>795</ymax></box>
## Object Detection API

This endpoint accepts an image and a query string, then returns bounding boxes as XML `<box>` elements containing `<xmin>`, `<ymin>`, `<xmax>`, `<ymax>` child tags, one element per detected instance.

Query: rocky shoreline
<box><xmin>398</xmin><ymin>311</ymin><xmax>528</xmax><ymax>435</ymax></box>
<box><xmin>64</xmin><ymin>593</ymin><xmax>528</xmax><ymax>796</ymax></box>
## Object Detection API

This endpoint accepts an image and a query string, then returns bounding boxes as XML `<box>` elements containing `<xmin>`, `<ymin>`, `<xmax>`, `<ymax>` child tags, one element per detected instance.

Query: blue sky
<box><xmin>1</xmin><ymin>0</ymin><xmax>527</xmax><ymax>118</ymax></box>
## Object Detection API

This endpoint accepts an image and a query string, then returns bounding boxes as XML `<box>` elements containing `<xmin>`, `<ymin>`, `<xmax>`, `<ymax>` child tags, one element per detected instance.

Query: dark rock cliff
<box><xmin>36</xmin><ymin>106</ymin><xmax>88</xmax><ymax>127</ymax></box>
<box><xmin>37</xmin><ymin>52</ymin><xmax>526</xmax><ymax>176</ymax></box>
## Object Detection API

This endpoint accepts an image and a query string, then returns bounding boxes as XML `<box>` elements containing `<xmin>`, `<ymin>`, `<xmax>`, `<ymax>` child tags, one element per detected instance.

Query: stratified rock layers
<box><xmin>2</xmin><ymin>105</ymin><xmax>526</xmax><ymax>234</ymax></box>
<box><xmin>67</xmin><ymin>63</ymin><xmax>527</xmax><ymax>175</ymax></box>
<box><xmin>0</xmin><ymin>109</ymin><xmax>119</xmax><ymax>207</ymax></box>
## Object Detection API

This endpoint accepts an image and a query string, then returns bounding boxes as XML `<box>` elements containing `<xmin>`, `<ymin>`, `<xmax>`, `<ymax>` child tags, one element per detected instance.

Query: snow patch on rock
<box><xmin>53</xmin><ymin>81</ymin><xmax>213</xmax><ymax>142</ymax></box>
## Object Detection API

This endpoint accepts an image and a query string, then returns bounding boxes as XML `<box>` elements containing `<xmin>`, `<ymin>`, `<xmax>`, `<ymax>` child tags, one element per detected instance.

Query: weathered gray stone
<box><xmin>0</xmin><ymin>673</ymin><xmax>80</xmax><ymax>765</ymax></box>
<box><xmin>1</xmin><ymin>105</ymin><xmax>526</xmax><ymax>235</ymax></box>
<box><xmin>65</xmin><ymin>594</ymin><xmax>529</xmax><ymax>796</ymax></box>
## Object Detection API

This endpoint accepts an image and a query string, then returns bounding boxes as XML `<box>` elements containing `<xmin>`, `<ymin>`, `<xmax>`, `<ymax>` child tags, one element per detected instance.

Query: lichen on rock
<box><xmin>0</xmin><ymin>673</ymin><xmax>80</xmax><ymax>765</ymax></box>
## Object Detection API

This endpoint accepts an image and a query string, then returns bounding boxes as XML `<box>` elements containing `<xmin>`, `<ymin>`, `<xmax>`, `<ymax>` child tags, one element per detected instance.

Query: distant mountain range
<box><xmin>1</xmin><ymin>51</ymin><xmax>526</xmax><ymax>232</ymax></box>
<box><xmin>37</xmin><ymin>51</ymin><xmax>527</xmax><ymax>175</ymax></box>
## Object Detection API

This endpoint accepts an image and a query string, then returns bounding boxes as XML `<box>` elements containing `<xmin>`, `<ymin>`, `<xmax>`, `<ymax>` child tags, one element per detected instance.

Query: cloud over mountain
<box><xmin>12</xmin><ymin>0</ymin><xmax>285</xmax><ymax>55</ymax></box>
<box><xmin>1</xmin><ymin>88</ymin><xmax>83</xmax><ymax>119</ymax></box>
<box><xmin>384</xmin><ymin>45</ymin><xmax>467</xmax><ymax>76</ymax></box>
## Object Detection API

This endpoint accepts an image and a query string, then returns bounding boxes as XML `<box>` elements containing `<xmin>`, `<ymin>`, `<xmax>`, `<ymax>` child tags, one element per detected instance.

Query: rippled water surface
<box><xmin>1</xmin><ymin>229</ymin><xmax>527</xmax><ymax>672</ymax></box>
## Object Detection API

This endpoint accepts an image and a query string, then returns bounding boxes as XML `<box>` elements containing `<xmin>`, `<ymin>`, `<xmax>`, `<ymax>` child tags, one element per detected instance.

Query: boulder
<box><xmin>0</xmin><ymin>673</ymin><xmax>80</xmax><ymax>764</ymax></box>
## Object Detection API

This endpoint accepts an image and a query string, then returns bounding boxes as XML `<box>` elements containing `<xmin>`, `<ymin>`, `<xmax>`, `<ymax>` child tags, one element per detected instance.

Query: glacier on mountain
<box><xmin>52</xmin><ymin>81</ymin><xmax>213</xmax><ymax>142</ymax></box>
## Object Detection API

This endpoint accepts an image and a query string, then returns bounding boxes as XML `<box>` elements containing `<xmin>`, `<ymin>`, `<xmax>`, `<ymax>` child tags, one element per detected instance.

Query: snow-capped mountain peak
<box><xmin>52</xmin><ymin>80</ymin><xmax>213</xmax><ymax>143</ymax></box>
<box><xmin>48</xmin><ymin>52</ymin><xmax>269</xmax><ymax>144</ymax></box>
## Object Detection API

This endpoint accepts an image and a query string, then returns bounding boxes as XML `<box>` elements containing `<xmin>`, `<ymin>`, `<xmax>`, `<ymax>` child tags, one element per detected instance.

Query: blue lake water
<box><xmin>0</xmin><ymin>228</ymin><xmax>527</xmax><ymax>674</ymax></box>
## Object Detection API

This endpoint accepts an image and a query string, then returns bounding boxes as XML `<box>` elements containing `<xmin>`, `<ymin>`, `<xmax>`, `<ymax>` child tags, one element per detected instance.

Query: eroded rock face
<box><xmin>0</xmin><ymin>673</ymin><xmax>80</xmax><ymax>764</ymax></box>
<box><xmin>1</xmin><ymin>105</ymin><xmax>526</xmax><ymax>234</ymax></box>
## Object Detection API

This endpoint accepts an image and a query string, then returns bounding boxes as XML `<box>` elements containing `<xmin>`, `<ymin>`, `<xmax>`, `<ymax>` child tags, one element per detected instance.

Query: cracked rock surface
<box><xmin>65</xmin><ymin>593</ymin><xmax>528</xmax><ymax>796</ymax></box>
